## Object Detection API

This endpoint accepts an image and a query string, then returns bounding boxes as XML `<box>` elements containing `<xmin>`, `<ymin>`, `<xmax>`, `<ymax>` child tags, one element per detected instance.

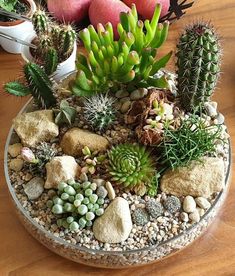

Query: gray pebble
<box><xmin>24</xmin><ymin>177</ymin><xmax>44</xmax><ymax>200</ymax></box>
<box><xmin>164</xmin><ymin>196</ymin><xmax>181</xmax><ymax>213</ymax></box>
<box><xmin>215</xmin><ymin>113</ymin><xmax>225</xmax><ymax>124</ymax></box>
<box><xmin>204</xmin><ymin>102</ymin><xmax>217</xmax><ymax>118</ymax></box>
<box><xmin>93</xmin><ymin>179</ymin><xmax>105</xmax><ymax>187</ymax></box>
<box><xmin>96</xmin><ymin>186</ymin><xmax>108</xmax><ymax>198</ymax></box>
<box><xmin>132</xmin><ymin>208</ymin><xmax>150</xmax><ymax>226</ymax></box>
<box><xmin>130</xmin><ymin>88</ymin><xmax>148</xmax><ymax>100</ymax></box>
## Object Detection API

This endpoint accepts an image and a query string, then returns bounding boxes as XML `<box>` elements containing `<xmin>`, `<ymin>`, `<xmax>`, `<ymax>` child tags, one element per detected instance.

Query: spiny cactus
<box><xmin>44</xmin><ymin>48</ymin><xmax>59</xmax><ymax>75</ymax></box>
<box><xmin>70</xmin><ymin>4</ymin><xmax>172</xmax><ymax>97</ymax></box>
<box><xmin>25</xmin><ymin>142</ymin><xmax>57</xmax><ymax>176</ymax></box>
<box><xmin>83</xmin><ymin>94</ymin><xmax>116</xmax><ymax>132</ymax></box>
<box><xmin>108</xmin><ymin>144</ymin><xmax>156</xmax><ymax>196</ymax></box>
<box><xmin>176</xmin><ymin>22</ymin><xmax>221</xmax><ymax>112</ymax></box>
<box><xmin>54</xmin><ymin>100</ymin><xmax>76</xmax><ymax>126</ymax></box>
<box><xmin>5</xmin><ymin>62</ymin><xmax>56</xmax><ymax>109</ymax></box>
<box><xmin>32</xmin><ymin>9</ymin><xmax>50</xmax><ymax>36</ymax></box>
<box><xmin>58</xmin><ymin>25</ymin><xmax>77</xmax><ymax>61</ymax></box>
<box><xmin>37</xmin><ymin>34</ymin><xmax>53</xmax><ymax>57</ymax></box>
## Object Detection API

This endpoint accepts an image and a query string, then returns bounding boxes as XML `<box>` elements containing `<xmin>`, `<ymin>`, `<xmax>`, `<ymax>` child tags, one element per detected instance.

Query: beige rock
<box><xmin>105</xmin><ymin>181</ymin><xmax>116</xmax><ymax>200</ymax></box>
<box><xmin>195</xmin><ymin>197</ymin><xmax>211</xmax><ymax>210</ymax></box>
<box><xmin>189</xmin><ymin>210</ymin><xmax>200</xmax><ymax>223</ymax></box>
<box><xmin>8</xmin><ymin>143</ymin><xmax>22</xmax><ymax>157</ymax></box>
<box><xmin>183</xmin><ymin>196</ymin><xmax>196</xmax><ymax>213</ymax></box>
<box><xmin>61</xmin><ymin>128</ymin><xmax>109</xmax><ymax>156</ymax></box>
<box><xmin>93</xmin><ymin>197</ymin><xmax>132</xmax><ymax>243</ymax></box>
<box><xmin>160</xmin><ymin>157</ymin><xmax>225</xmax><ymax>198</ymax></box>
<box><xmin>24</xmin><ymin>177</ymin><xmax>44</xmax><ymax>200</ymax></box>
<box><xmin>9</xmin><ymin>158</ymin><xmax>24</xmax><ymax>172</ymax></box>
<box><xmin>13</xmin><ymin>110</ymin><xmax>59</xmax><ymax>147</ymax></box>
<box><xmin>45</xmin><ymin>156</ymin><xmax>80</xmax><ymax>189</ymax></box>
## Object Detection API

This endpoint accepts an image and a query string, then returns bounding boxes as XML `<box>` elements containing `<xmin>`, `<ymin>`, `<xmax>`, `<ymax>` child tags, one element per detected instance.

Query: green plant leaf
<box><xmin>4</xmin><ymin>81</ymin><xmax>31</xmax><ymax>96</ymax></box>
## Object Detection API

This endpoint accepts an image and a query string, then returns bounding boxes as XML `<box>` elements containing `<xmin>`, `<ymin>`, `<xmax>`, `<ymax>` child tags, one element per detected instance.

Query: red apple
<box><xmin>89</xmin><ymin>0</ymin><xmax>131</xmax><ymax>39</ymax></box>
<box><xmin>123</xmin><ymin>0</ymin><xmax>170</xmax><ymax>19</ymax></box>
<box><xmin>47</xmin><ymin>0</ymin><xmax>93</xmax><ymax>23</ymax></box>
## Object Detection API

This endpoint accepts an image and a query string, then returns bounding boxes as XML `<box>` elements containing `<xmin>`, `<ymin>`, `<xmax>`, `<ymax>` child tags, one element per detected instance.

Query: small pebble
<box><xmin>9</xmin><ymin>158</ymin><xmax>24</xmax><ymax>172</ymax></box>
<box><xmin>195</xmin><ymin>197</ymin><xmax>211</xmax><ymax>210</ymax></box>
<box><xmin>180</xmin><ymin>212</ymin><xmax>189</xmax><ymax>222</ymax></box>
<box><xmin>183</xmin><ymin>196</ymin><xmax>196</xmax><ymax>213</ymax></box>
<box><xmin>105</xmin><ymin>181</ymin><xmax>116</xmax><ymax>200</ymax></box>
<box><xmin>197</xmin><ymin>207</ymin><xmax>205</xmax><ymax>217</ymax></box>
<box><xmin>115</xmin><ymin>90</ymin><xmax>129</xmax><ymax>99</ymax></box>
<box><xmin>189</xmin><ymin>210</ymin><xmax>200</xmax><ymax>223</ymax></box>
<box><xmin>96</xmin><ymin>186</ymin><xmax>108</xmax><ymax>198</ymax></box>
<box><xmin>8</xmin><ymin>143</ymin><xmax>22</xmax><ymax>158</ymax></box>
<box><xmin>120</xmin><ymin>101</ymin><xmax>131</xmax><ymax>114</ymax></box>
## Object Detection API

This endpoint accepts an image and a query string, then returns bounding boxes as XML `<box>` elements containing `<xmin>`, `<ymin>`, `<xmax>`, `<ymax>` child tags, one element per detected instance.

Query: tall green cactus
<box><xmin>32</xmin><ymin>9</ymin><xmax>50</xmax><ymax>36</ymax></box>
<box><xmin>5</xmin><ymin>63</ymin><xmax>56</xmax><ymax>108</ymax></box>
<box><xmin>176</xmin><ymin>22</ymin><xmax>221</xmax><ymax>112</ymax></box>
<box><xmin>70</xmin><ymin>4</ymin><xmax>172</xmax><ymax>97</ymax></box>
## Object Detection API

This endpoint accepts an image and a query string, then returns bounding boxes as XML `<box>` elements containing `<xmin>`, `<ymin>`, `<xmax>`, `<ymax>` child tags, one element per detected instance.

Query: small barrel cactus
<box><xmin>32</xmin><ymin>9</ymin><xmax>50</xmax><ymax>36</ymax></box>
<box><xmin>132</xmin><ymin>208</ymin><xmax>150</xmax><ymax>226</ymax></box>
<box><xmin>38</xmin><ymin>34</ymin><xmax>53</xmax><ymax>56</ymax></box>
<box><xmin>176</xmin><ymin>22</ymin><xmax>221</xmax><ymax>112</ymax></box>
<box><xmin>108</xmin><ymin>144</ymin><xmax>156</xmax><ymax>195</ymax></box>
<box><xmin>83</xmin><ymin>94</ymin><xmax>116</xmax><ymax>132</ymax></box>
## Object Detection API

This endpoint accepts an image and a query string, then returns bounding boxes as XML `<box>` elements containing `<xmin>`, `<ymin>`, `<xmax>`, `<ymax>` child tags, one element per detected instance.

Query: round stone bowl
<box><xmin>4</xmin><ymin>98</ymin><xmax>231</xmax><ymax>268</ymax></box>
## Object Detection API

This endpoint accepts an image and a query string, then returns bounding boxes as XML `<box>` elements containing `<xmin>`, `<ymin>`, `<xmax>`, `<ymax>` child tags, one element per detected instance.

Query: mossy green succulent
<box><xmin>108</xmin><ymin>144</ymin><xmax>156</xmax><ymax>196</ymax></box>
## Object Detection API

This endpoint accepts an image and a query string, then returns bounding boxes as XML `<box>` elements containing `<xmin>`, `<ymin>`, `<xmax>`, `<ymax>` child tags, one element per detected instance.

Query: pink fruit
<box><xmin>47</xmin><ymin>0</ymin><xmax>93</xmax><ymax>23</ymax></box>
<box><xmin>89</xmin><ymin>0</ymin><xmax>130</xmax><ymax>39</ymax></box>
<box><xmin>123</xmin><ymin>0</ymin><xmax>170</xmax><ymax>19</ymax></box>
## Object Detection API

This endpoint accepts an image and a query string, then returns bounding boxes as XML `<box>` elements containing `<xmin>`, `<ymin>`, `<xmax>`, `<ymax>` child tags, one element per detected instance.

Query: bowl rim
<box><xmin>4</xmin><ymin>97</ymin><xmax>232</xmax><ymax>256</ymax></box>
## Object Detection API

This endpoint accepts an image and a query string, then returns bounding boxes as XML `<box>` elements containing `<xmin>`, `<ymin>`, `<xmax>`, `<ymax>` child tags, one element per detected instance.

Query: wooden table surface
<box><xmin>0</xmin><ymin>1</ymin><xmax>235</xmax><ymax>275</ymax></box>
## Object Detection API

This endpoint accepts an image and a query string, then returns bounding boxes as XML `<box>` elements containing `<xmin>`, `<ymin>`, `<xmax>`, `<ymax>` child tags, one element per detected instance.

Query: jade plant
<box><xmin>48</xmin><ymin>179</ymin><xmax>107</xmax><ymax>231</ymax></box>
<box><xmin>176</xmin><ymin>22</ymin><xmax>221</xmax><ymax>112</ymax></box>
<box><xmin>31</xmin><ymin>8</ymin><xmax>77</xmax><ymax>74</ymax></box>
<box><xmin>70</xmin><ymin>4</ymin><xmax>172</xmax><ymax>96</ymax></box>
<box><xmin>4</xmin><ymin>62</ymin><xmax>56</xmax><ymax>108</ymax></box>
<box><xmin>83</xmin><ymin>94</ymin><xmax>116</xmax><ymax>132</ymax></box>
<box><xmin>108</xmin><ymin>143</ymin><xmax>157</xmax><ymax>196</ymax></box>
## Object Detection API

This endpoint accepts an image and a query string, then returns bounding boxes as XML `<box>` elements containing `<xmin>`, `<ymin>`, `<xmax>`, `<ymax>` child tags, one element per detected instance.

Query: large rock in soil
<box><xmin>13</xmin><ymin>110</ymin><xmax>59</xmax><ymax>147</ymax></box>
<box><xmin>160</xmin><ymin>157</ymin><xmax>225</xmax><ymax>198</ymax></box>
<box><xmin>45</xmin><ymin>156</ymin><xmax>80</xmax><ymax>189</ymax></box>
<box><xmin>61</xmin><ymin>128</ymin><xmax>109</xmax><ymax>156</ymax></box>
<box><xmin>93</xmin><ymin>197</ymin><xmax>132</xmax><ymax>243</ymax></box>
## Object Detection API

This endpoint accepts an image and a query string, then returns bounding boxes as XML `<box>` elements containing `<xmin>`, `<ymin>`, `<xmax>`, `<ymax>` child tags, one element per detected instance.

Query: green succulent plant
<box><xmin>176</xmin><ymin>22</ymin><xmax>221</xmax><ymax>112</ymax></box>
<box><xmin>4</xmin><ymin>62</ymin><xmax>56</xmax><ymax>108</ymax></box>
<box><xmin>108</xmin><ymin>144</ymin><xmax>157</xmax><ymax>196</ymax></box>
<box><xmin>54</xmin><ymin>100</ymin><xmax>76</xmax><ymax>126</ymax></box>
<box><xmin>32</xmin><ymin>9</ymin><xmax>50</xmax><ymax>36</ymax></box>
<box><xmin>83</xmin><ymin>94</ymin><xmax>116</xmax><ymax>132</ymax></box>
<box><xmin>157</xmin><ymin>115</ymin><xmax>224</xmax><ymax>171</ymax></box>
<box><xmin>70</xmin><ymin>4</ymin><xmax>172</xmax><ymax>97</ymax></box>
<box><xmin>44</xmin><ymin>47</ymin><xmax>59</xmax><ymax>75</ymax></box>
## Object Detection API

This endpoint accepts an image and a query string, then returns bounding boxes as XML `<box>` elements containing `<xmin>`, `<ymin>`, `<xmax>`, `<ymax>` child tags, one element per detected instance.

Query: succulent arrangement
<box><xmin>70</xmin><ymin>4</ymin><xmax>172</xmax><ymax>96</ymax></box>
<box><xmin>4</xmin><ymin>2</ymin><xmax>229</xmax><ymax>259</ymax></box>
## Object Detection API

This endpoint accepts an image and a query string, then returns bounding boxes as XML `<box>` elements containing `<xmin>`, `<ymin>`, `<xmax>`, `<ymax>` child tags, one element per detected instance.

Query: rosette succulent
<box><xmin>70</xmin><ymin>4</ymin><xmax>172</xmax><ymax>96</ymax></box>
<box><xmin>108</xmin><ymin>144</ymin><xmax>156</xmax><ymax>195</ymax></box>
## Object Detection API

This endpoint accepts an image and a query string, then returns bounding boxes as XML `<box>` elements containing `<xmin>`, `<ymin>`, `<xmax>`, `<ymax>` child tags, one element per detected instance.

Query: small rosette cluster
<box><xmin>108</xmin><ymin>144</ymin><xmax>156</xmax><ymax>196</ymax></box>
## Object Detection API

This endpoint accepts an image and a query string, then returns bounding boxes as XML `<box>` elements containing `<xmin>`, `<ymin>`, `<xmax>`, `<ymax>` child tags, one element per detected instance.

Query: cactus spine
<box><xmin>44</xmin><ymin>48</ymin><xmax>59</xmax><ymax>75</ymax></box>
<box><xmin>38</xmin><ymin>34</ymin><xmax>53</xmax><ymax>56</ymax></box>
<box><xmin>176</xmin><ymin>22</ymin><xmax>221</xmax><ymax>112</ymax></box>
<box><xmin>32</xmin><ymin>10</ymin><xmax>50</xmax><ymax>35</ymax></box>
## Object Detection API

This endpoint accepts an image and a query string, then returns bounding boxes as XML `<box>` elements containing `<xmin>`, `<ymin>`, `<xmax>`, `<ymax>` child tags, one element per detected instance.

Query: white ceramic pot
<box><xmin>0</xmin><ymin>0</ymin><xmax>36</xmax><ymax>54</ymax></box>
<box><xmin>21</xmin><ymin>33</ymin><xmax>77</xmax><ymax>82</ymax></box>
